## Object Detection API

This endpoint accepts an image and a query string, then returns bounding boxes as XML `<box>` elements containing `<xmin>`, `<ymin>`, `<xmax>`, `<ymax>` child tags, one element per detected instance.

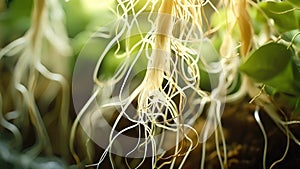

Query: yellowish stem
<box><xmin>235</xmin><ymin>0</ymin><xmax>253</xmax><ymax>57</ymax></box>
<box><xmin>31</xmin><ymin>0</ymin><xmax>46</xmax><ymax>49</ymax></box>
<box><xmin>138</xmin><ymin>0</ymin><xmax>174</xmax><ymax>111</ymax></box>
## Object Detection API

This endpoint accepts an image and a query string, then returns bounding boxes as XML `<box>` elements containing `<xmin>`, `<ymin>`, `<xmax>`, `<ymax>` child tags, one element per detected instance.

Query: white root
<box><xmin>74</xmin><ymin>0</ymin><xmax>226</xmax><ymax>168</ymax></box>
<box><xmin>71</xmin><ymin>0</ymin><xmax>300</xmax><ymax>169</ymax></box>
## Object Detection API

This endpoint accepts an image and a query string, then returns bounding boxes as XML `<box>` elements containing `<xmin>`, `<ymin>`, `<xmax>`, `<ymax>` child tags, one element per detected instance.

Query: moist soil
<box><xmin>91</xmin><ymin>97</ymin><xmax>300</xmax><ymax>169</ymax></box>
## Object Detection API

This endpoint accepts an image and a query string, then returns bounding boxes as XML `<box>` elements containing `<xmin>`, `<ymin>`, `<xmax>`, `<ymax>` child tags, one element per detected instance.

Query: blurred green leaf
<box><xmin>287</xmin><ymin>0</ymin><xmax>300</xmax><ymax>8</ymax></box>
<box><xmin>198</xmin><ymin>39</ymin><xmax>220</xmax><ymax>91</ymax></box>
<box><xmin>282</xmin><ymin>30</ymin><xmax>300</xmax><ymax>46</ymax></box>
<box><xmin>260</xmin><ymin>1</ymin><xmax>299</xmax><ymax>32</ymax></box>
<box><xmin>62</xmin><ymin>0</ymin><xmax>91</xmax><ymax>38</ymax></box>
<box><xmin>291</xmin><ymin>48</ymin><xmax>300</xmax><ymax>89</ymax></box>
<box><xmin>265</xmin><ymin>85</ymin><xmax>278</xmax><ymax>96</ymax></box>
<box><xmin>295</xmin><ymin>97</ymin><xmax>300</xmax><ymax>114</ymax></box>
<box><xmin>0</xmin><ymin>0</ymin><xmax>33</xmax><ymax>46</ymax></box>
<box><xmin>200</xmin><ymin>38</ymin><xmax>220</xmax><ymax>63</ymax></box>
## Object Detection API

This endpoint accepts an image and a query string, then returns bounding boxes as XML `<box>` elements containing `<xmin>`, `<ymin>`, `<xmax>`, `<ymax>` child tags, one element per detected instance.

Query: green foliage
<box><xmin>240</xmin><ymin>42</ymin><xmax>291</xmax><ymax>81</ymax></box>
<box><xmin>240</xmin><ymin>42</ymin><xmax>300</xmax><ymax>95</ymax></box>
<box><xmin>287</xmin><ymin>0</ymin><xmax>300</xmax><ymax>8</ymax></box>
<box><xmin>198</xmin><ymin>39</ymin><xmax>220</xmax><ymax>91</ymax></box>
<box><xmin>282</xmin><ymin>30</ymin><xmax>300</xmax><ymax>46</ymax></box>
<box><xmin>2</xmin><ymin>0</ymin><xmax>300</xmax><ymax>168</ymax></box>
<box><xmin>62</xmin><ymin>0</ymin><xmax>91</xmax><ymax>38</ymax></box>
<box><xmin>260</xmin><ymin>1</ymin><xmax>299</xmax><ymax>32</ymax></box>
<box><xmin>240</xmin><ymin>41</ymin><xmax>300</xmax><ymax>114</ymax></box>
<box><xmin>0</xmin><ymin>0</ymin><xmax>33</xmax><ymax>46</ymax></box>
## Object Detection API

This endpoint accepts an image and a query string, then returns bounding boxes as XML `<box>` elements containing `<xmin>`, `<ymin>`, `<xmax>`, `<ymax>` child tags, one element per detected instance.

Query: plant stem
<box><xmin>138</xmin><ymin>0</ymin><xmax>174</xmax><ymax>112</ymax></box>
<box><xmin>31</xmin><ymin>0</ymin><xmax>46</xmax><ymax>51</ymax></box>
<box><xmin>145</xmin><ymin>0</ymin><xmax>174</xmax><ymax>86</ymax></box>
<box><xmin>153</xmin><ymin>0</ymin><xmax>173</xmax><ymax>67</ymax></box>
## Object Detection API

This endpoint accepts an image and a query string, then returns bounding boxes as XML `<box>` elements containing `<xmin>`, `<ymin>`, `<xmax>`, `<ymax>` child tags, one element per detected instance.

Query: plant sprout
<box><xmin>71</xmin><ymin>0</ymin><xmax>230</xmax><ymax>168</ymax></box>
<box><xmin>0</xmin><ymin>0</ymin><xmax>71</xmax><ymax>163</ymax></box>
<box><xmin>1</xmin><ymin>0</ymin><xmax>298</xmax><ymax>168</ymax></box>
<box><xmin>70</xmin><ymin>0</ymin><xmax>300</xmax><ymax>168</ymax></box>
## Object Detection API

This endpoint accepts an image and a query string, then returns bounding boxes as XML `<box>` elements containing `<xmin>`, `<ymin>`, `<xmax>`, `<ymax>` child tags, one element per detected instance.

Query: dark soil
<box><xmin>89</xmin><ymin>97</ymin><xmax>300</xmax><ymax>169</ymax></box>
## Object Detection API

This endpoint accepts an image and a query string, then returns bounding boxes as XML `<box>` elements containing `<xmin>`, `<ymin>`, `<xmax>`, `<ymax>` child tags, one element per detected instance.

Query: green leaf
<box><xmin>260</xmin><ymin>1</ymin><xmax>299</xmax><ymax>32</ymax></box>
<box><xmin>265</xmin><ymin>85</ymin><xmax>278</xmax><ymax>96</ymax></box>
<box><xmin>240</xmin><ymin>42</ymin><xmax>293</xmax><ymax>81</ymax></box>
<box><xmin>295</xmin><ymin>97</ymin><xmax>300</xmax><ymax>114</ymax></box>
<box><xmin>240</xmin><ymin>42</ymin><xmax>300</xmax><ymax>95</ymax></box>
<box><xmin>63</xmin><ymin>0</ymin><xmax>91</xmax><ymax>37</ymax></box>
<box><xmin>199</xmin><ymin>38</ymin><xmax>220</xmax><ymax>63</ymax></box>
<box><xmin>282</xmin><ymin>30</ymin><xmax>300</xmax><ymax>45</ymax></box>
<box><xmin>292</xmin><ymin>58</ymin><xmax>300</xmax><ymax>89</ymax></box>
<box><xmin>287</xmin><ymin>0</ymin><xmax>300</xmax><ymax>8</ymax></box>
<box><xmin>0</xmin><ymin>0</ymin><xmax>33</xmax><ymax>45</ymax></box>
<box><xmin>198</xmin><ymin>39</ymin><xmax>221</xmax><ymax>91</ymax></box>
<box><xmin>263</xmin><ymin>61</ymin><xmax>300</xmax><ymax>95</ymax></box>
